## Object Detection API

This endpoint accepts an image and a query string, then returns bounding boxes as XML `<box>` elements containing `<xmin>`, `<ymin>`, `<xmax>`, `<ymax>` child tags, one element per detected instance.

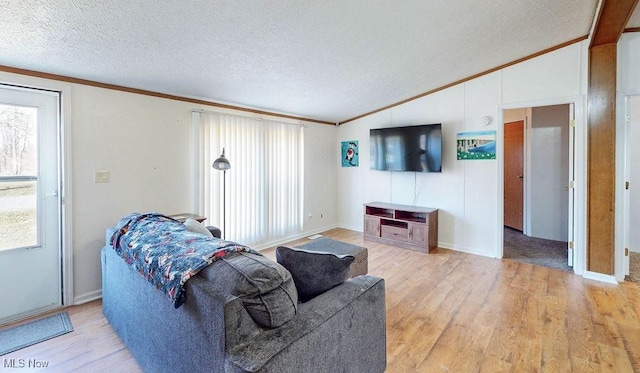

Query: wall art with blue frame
<box><xmin>341</xmin><ymin>141</ymin><xmax>359</xmax><ymax>167</ymax></box>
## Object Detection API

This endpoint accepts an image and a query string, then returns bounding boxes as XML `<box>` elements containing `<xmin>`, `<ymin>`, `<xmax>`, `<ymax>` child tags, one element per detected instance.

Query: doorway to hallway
<box><xmin>502</xmin><ymin>104</ymin><xmax>574</xmax><ymax>271</ymax></box>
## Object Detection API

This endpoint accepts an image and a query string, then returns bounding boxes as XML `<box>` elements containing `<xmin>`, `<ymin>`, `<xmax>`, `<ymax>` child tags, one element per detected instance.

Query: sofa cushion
<box><xmin>275</xmin><ymin>246</ymin><xmax>355</xmax><ymax>302</ymax></box>
<box><xmin>183</xmin><ymin>218</ymin><xmax>214</xmax><ymax>238</ymax></box>
<box><xmin>198</xmin><ymin>252</ymin><xmax>297</xmax><ymax>328</ymax></box>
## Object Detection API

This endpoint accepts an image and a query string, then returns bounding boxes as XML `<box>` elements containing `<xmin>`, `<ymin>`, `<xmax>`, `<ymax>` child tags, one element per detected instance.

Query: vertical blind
<box><xmin>196</xmin><ymin>112</ymin><xmax>303</xmax><ymax>246</ymax></box>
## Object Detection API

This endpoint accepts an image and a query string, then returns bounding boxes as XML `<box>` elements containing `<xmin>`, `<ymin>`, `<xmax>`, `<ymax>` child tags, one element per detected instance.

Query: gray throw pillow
<box><xmin>198</xmin><ymin>252</ymin><xmax>298</xmax><ymax>328</ymax></box>
<box><xmin>276</xmin><ymin>246</ymin><xmax>355</xmax><ymax>302</ymax></box>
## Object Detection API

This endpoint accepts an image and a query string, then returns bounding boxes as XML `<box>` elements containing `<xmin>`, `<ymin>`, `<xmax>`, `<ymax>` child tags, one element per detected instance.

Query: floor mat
<box><xmin>0</xmin><ymin>312</ymin><xmax>73</xmax><ymax>356</ymax></box>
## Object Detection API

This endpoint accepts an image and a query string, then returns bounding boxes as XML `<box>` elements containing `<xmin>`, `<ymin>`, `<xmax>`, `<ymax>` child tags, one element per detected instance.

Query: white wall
<box><xmin>0</xmin><ymin>71</ymin><xmax>337</xmax><ymax>303</ymax></box>
<box><xmin>337</xmin><ymin>41</ymin><xmax>586</xmax><ymax>258</ymax></box>
<box><xmin>529</xmin><ymin>104</ymin><xmax>569</xmax><ymax>242</ymax></box>
<box><xmin>619</xmin><ymin>33</ymin><xmax>640</xmax><ymax>95</ymax></box>
<box><xmin>503</xmin><ymin>108</ymin><xmax>526</xmax><ymax>124</ymax></box>
<box><xmin>303</xmin><ymin>123</ymin><xmax>338</xmax><ymax>233</ymax></box>
<box><xmin>71</xmin><ymin>86</ymin><xmax>194</xmax><ymax>302</ymax></box>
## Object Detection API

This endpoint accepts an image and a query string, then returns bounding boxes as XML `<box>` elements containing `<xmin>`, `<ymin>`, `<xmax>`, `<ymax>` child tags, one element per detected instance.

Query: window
<box><xmin>195</xmin><ymin>112</ymin><xmax>303</xmax><ymax>246</ymax></box>
<box><xmin>0</xmin><ymin>104</ymin><xmax>38</xmax><ymax>250</ymax></box>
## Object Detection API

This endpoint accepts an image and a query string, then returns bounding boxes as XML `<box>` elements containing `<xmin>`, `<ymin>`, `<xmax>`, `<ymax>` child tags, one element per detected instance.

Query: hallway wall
<box><xmin>529</xmin><ymin>104</ymin><xmax>570</xmax><ymax>242</ymax></box>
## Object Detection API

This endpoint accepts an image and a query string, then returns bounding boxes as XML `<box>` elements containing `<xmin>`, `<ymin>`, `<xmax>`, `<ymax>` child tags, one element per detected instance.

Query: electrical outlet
<box><xmin>94</xmin><ymin>170</ymin><xmax>110</xmax><ymax>183</ymax></box>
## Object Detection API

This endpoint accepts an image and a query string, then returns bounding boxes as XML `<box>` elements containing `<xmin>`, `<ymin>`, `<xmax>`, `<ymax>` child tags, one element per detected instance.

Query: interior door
<box><xmin>504</xmin><ymin>120</ymin><xmax>524</xmax><ymax>231</ymax></box>
<box><xmin>0</xmin><ymin>85</ymin><xmax>61</xmax><ymax>324</ymax></box>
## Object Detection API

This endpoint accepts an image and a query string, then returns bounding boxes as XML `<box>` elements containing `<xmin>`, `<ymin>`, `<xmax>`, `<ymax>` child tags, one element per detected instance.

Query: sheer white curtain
<box><xmin>196</xmin><ymin>112</ymin><xmax>303</xmax><ymax>246</ymax></box>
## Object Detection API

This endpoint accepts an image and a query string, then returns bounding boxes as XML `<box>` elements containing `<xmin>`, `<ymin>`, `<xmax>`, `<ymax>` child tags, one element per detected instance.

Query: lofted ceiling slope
<box><xmin>0</xmin><ymin>1</ymin><xmax>601</xmax><ymax>123</ymax></box>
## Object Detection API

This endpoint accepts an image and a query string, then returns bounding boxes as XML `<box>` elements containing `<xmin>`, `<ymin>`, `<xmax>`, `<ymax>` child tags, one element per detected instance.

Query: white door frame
<box><xmin>0</xmin><ymin>74</ymin><xmax>74</xmax><ymax>313</ymax></box>
<box><xmin>496</xmin><ymin>96</ymin><xmax>586</xmax><ymax>276</ymax></box>
<box><xmin>568</xmin><ymin>103</ymin><xmax>576</xmax><ymax>266</ymax></box>
<box><xmin>616</xmin><ymin>93</ymin><xmax>640</xmax><ymax>282</ymax></box>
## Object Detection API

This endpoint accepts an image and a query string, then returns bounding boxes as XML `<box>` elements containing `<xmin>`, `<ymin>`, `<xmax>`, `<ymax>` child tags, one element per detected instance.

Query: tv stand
<box><xmin>363</xmin><ymin>202</ymin><xmax>438</xmax><ymax>253</ymax></box>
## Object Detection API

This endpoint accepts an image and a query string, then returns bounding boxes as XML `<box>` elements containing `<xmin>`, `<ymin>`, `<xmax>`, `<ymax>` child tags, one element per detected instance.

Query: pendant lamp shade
<box><xmin>212</xmin><ymin>148</ymin><xmax>231</xmax><ymax>170</ymax></box>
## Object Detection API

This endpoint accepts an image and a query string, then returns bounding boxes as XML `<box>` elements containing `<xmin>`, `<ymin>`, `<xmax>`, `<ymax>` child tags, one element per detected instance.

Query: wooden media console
<box><xmin>363</xmin><ymin>202</ymin><xmax>438</xmax><ymax>253</ymax></box>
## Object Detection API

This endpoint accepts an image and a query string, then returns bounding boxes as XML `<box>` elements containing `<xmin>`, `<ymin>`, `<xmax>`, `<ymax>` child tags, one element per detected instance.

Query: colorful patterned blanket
<box><xmin>110</xmin><ymin>212</ymin><xmax>258</xmax><ymax>308</ymax></box>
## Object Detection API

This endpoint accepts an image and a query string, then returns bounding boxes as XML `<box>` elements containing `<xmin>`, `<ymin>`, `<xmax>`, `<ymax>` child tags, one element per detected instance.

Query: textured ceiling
<box><xmin>0</xmin><ymin>1</ymin><xmax>600</xmax><ymax>123</ymax></box>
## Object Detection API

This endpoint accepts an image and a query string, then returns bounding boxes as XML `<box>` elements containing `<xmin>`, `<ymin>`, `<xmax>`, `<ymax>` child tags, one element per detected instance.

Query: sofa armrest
<box><xmin>206</xmin><ymin>225</ymin><xmax>222</xmax><ymax>238</ymax></box>
<box><xmin>102</xmin><ymin>246</ymin><xmax>237</xmax><ymax>373</ymax></box>
<box><xmin>225</xmin><ymin>275</ymin><xmax>386</xmax><ymax>372</ymax></box>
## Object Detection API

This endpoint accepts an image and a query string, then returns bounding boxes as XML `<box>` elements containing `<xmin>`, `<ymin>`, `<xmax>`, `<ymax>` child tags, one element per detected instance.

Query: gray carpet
<box><xmin>626</xmin><ymin>252</ymin><xmax>640</xmax><ymax>284</ymax></box>
<box><xmin>503</xmin><ymin>227</ymin><xmax>572</xmax><ymax>272</ymax></box>
<box><xmin>0</xmin><ymin>312</ymin><xmax>73</xmax><ymax>356</ymax></box>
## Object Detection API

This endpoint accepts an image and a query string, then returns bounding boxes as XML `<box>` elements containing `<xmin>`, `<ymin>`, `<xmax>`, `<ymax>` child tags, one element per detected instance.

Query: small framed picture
<box><xmin>341</xmin><ymin>141</ymin><xmax>359</xmax><ymax>167</ymax></box>
<box><xmin>457</xmin><ymin>131</ymin><xmax>496</xmax><ymax>160</ymax></box>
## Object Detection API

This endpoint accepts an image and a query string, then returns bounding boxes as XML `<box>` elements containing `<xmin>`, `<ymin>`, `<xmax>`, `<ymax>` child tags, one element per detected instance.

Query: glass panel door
<box><xmin>0</xmin><ymin>85</ymin><xmax>61</xmax><ymax>324</ymax></box>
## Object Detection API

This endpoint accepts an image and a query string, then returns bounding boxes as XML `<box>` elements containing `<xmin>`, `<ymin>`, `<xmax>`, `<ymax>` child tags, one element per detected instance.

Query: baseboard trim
<box><xmin>583</xmin><ymin>271</ymin><xmax>618</xmax><ymax>284</ymax></box>
<box><xmin>73</xmin><ymin>290</ymin><xmax>102</xmax><ymax>305</ymax></box>
<box><xmin>437</xmin><ymin>242</ymin><xmax>496</xmax><ymax>258</ymax></box>
<box><xmin>336</xmin><ymin>223</ymin><xmax>362</xmax><ymax>232</ymax></box>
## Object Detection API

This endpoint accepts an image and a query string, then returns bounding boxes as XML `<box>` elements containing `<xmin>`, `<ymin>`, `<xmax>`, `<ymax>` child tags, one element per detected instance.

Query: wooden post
<box><xmin>586</xmin><ymin>0</ymin><xmax>638</xmax><ymax>274</ymax></box>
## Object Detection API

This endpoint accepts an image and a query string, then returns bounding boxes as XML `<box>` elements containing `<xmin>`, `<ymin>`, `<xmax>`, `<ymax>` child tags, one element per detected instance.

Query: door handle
<box><xmin>516</xmin><ymin>174</ymin><xmax>523</xmax><ymax>179</ymax></box>
<box><xmin>564</xmin><ymin>187</ymin><xmax>569</xmax><ymax>191</ymax></box>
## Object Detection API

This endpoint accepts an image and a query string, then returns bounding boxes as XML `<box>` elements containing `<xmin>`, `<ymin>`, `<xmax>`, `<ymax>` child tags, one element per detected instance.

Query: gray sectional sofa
<box><xmin>101</xmin><ymin>223</ymin><xmax>386</xmax><ymax>373</ymax></box>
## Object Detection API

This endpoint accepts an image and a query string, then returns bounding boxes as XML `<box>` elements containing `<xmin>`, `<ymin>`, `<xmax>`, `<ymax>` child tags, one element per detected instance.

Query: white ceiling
<box><xmin>628</xmin><ymin>4</ymin><xmax>640</xmax><ymax>28</ymax></box>
<box><xmin>0</xmin><ymin>1</ymin><xmax>604</xmax><ymax>123</ymax></box>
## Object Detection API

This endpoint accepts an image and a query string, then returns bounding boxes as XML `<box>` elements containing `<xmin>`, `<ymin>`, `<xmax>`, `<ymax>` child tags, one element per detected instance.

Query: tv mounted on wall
<box><xmin>370</xmin><ymin>123</ymin><xmax>442</xmax><ymax>173</ymax></box>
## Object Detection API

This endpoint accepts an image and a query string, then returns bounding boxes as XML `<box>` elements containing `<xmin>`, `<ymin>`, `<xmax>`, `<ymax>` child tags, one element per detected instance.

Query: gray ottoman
<box><xmin>295</xmin><ymin>237</ymin><xmax>368</xmax><ymax>278</ymax></box>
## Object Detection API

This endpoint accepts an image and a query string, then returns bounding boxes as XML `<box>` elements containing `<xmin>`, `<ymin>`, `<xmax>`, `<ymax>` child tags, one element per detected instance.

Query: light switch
<box><xmin>94</xmin><ymin>170</ymin><xmax>110</xmax><ymax>183</ymax></box>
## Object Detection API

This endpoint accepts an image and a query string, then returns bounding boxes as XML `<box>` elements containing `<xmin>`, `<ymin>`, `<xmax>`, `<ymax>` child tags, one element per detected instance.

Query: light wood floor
<box><xmin>3</xmin><ymin>228</ymin><xmax>640</xmax><ymax>372</ymax></box>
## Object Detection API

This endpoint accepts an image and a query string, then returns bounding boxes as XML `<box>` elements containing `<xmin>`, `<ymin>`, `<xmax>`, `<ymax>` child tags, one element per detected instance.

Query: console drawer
<box><xmin>381</xmin><ymin>225</ymin><xmax>408</xmax><ymax>242</ymax></box>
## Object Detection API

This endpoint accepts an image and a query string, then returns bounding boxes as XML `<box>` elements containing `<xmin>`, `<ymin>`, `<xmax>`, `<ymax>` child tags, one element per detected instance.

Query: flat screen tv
<box><xmin>370</xmin><ymin>123</ymin><xmax>442</xmax><ymax>172</ymax></box>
